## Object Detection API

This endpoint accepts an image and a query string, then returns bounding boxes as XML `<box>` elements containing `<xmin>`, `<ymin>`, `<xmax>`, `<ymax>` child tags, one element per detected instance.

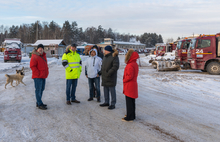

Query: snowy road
<box><xmin>0</xmin><ymin>55</ymin><xmax>220</xmax><ymax>142</ymax></box>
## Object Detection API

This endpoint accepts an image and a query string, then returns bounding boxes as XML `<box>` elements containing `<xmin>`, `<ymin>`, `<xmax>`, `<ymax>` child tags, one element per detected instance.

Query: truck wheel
<box><xmin>207</xmin><ymin>62</ymin><xmax>220</xmax><ymax>75</ymax></box>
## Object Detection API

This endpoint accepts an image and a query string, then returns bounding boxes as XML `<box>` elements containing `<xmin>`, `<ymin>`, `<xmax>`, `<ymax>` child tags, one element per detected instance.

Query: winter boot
<box><xmin>66</xmin><ymin>101</ymin><xmax>71</xmax><ymax>105</ymax></box>
<box><xmin>100</xmin><ymin>103</ymin><xmax>109</xmax><ymax>107</ymax></box>
<box><xmin>36</xmin><ymin>103</ymin><xmax>47</xmax><ymax>107</ymax></box>
<box><xmin>38</xmin><ymin>105</ymin><xmax>47</xmax><ymax>110</ymax></box>
<box><xmin>88</xmin><ymin>98</ymin><xmax>93</xmax><ymax>101</ymax></box>
<box><xmin>97</xmin><ymin>97</ymin><xmax>101</xmax><ymax>102</ymax></box>
<box><xmin>108</xmin><ymin>105</ymin><xmax>115</xmax><ymax>110</ymax></box>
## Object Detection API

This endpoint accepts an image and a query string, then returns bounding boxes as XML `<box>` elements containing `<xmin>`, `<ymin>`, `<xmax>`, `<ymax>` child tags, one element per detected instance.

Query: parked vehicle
<box><xmin>3</xmin><ymin>38</ymin><xmax>23</xmax><ymax>63</ymax></box>
<box><xmin>152</xmin><ymin>33</ymin><xmax>220</xmax><ymax>75</ymax></box>
<box><xmin>76</xmin><ymin>46</ymin><xmax>85</xmax><ymax>55</ymax></box>
<box><xmin>156</xmin><ymin>45</ymin><xmax>166</xmax><ymax>56</ymax></box>
<box><xmin>175</xmin><ymin>38</ymin><xmax>192</xmax><ymax>69</ymax></box>
<box><xmin>187</xmin><ymin>33</ymin><xmax>220</xmax><ymax>74</ymax></box>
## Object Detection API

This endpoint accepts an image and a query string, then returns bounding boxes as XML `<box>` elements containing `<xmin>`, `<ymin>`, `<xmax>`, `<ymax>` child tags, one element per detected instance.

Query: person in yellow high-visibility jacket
<box><xmin>62</xmin><ymin>44</ymin><xmax>82</xmax><ymax>105</ymax></box>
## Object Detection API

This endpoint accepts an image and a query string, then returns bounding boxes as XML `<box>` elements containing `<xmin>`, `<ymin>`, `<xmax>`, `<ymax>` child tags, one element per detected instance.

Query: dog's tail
<box><xmin>5</xmin><ymin>74</ymin><xmax>10</xmax><ymax>78</ymax></box>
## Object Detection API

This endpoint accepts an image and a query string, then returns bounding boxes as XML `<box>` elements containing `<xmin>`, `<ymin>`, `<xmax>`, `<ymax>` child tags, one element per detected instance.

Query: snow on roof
<box><xmin>32</xmin><ymin>39</ymin><xmax>65</xmax><ymax>46</ymax></box>
<box><xmin>3</xmin><ymin>40</ymin><xmax>22</xmax><ymax>44</ymax></box>
<box><xmin>155</xmin><ymin>43</ymin><xmax>166</xmax><ymax>46</ymax></box>
<box><xmin>114</xmin><ymin>41</ymin><xmax>145</xmax><ymax>46</ymax></box>
<box><xmin>77</xmin><ymin>46</ymin><xmax>85</xmax><ymax>49</ymax></box>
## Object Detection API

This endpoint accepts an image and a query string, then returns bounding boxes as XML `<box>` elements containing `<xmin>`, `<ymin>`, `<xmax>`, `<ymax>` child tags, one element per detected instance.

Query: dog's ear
<box><xmin>22</xmin><ymin>67</ymin><xmax>24</xmax><ymax>71</ymax></box>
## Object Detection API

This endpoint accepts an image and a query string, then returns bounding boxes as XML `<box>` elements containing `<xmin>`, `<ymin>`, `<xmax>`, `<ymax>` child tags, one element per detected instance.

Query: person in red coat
<box><xmin>30</xmin><ymin>44</ymin><xmax>49</xmax><ymax>110</ymax></box>
<box><xmin>122</xmin><ymin>49</ymin><xmax>139</xmax><ymax>122</ymax></box>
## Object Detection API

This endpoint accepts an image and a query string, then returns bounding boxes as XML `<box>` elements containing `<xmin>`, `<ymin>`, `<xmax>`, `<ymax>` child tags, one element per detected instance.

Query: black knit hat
<box><xmin>104</xmin><ymin>45</ymin><xmax>113</xmax><ymax>51</ymax></box>
<box><xmin>71</xmin><ymin>43</ymin><xmax>78</xmax><ymax>48</ymax></box>
<box><xmin>37</xmin><ymin>44</ymin><xmax>44</xmax><ymax>50</ymax></box>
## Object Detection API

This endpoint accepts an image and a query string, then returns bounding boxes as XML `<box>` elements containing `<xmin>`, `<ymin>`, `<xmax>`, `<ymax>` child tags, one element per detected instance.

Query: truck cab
<box><xmin>3</xmin><ymin>39</ymin><xmax>22</xmax><ymax>63</ymax></box>
<box><xmin>156</xmin><ymin>45</ymin><xmax>166</xmax><ymax>57</ymax></box>
<box><xmin>187</xmin><ymin>34</ymin><xmax>220</xmax><ymax>74</ymax></box>
<box><xmin>175</xmin><ymin>39</ymin><xmax>191</xmax><ymax>68</ymax></box>
<box><xmin>167</xmin><ymin>42</ymin><xmax>177</xmax><ymax>52</ymax></box>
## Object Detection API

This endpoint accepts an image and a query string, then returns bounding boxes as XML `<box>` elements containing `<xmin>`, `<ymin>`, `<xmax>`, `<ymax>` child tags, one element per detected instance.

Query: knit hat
<box><xmin>104</xmin><ymin>45</ymin><xmax>113</xmax><ymax>52</ymax></box>
<box><xmin>37</xmin><ymin>44</ymin><xmax>44</xmax><ymax>50</ymax></box>
<box><xmin>71</xmin><ymin>43</ymin><xmax>78</xmax><ymax>48</ymax></box>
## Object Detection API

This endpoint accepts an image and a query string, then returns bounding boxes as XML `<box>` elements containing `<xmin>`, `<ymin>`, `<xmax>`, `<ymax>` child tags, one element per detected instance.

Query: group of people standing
<box><xmin>30</xmin><ymin>43</ymin><xmax>139</xmax><ymax>122</ymax></box>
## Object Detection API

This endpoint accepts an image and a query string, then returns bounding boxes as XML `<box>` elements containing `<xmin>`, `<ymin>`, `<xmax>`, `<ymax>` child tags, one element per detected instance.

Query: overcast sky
<box><xmin>1</xmin><ymin>0</ymin><xmax>220</xmax><ymax>42</ymax></box>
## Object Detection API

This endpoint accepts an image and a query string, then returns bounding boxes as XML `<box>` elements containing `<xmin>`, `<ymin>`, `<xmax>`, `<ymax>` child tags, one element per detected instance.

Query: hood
<box><xmin>65</xmin><ymin>45</ymin><xmax>71</xmax><ymax>52</ymax></box>
<box><xmin>125</xmin><ymin>49</ymin><xmax>139</xmax><ymax>64</ymax></box>
<box><xmin>89</xmin><ymin>49</ymin><xmax>98</xmax><ymax>57</ymax></box>
<box><xmin>112</xmin><ymin>49</ymin><xmax>118</xmax><ymax>57</ymax></box>
<box><xmin>32</xmin><ymin>49</ymin><xmax>46</xmax><ymax>56</ymax></box>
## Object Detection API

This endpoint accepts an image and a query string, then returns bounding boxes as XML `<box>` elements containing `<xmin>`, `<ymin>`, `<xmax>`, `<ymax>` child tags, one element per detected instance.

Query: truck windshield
<box><xmin>158</xmin><ymin>46</ymin><xmax>164</xmax><ymax>50</ymax></box>
<box><xmin>5</xmin><ymin>42</ymin><xmax>20</xmax><ymax>49</ymax></box>
<box><xmin>183</xmin><ymin>41</ymin><xmax>190</xmax><ymax>49</ymax></box>
<box><xmin>176</xmin><ymin>41</ymin><xmax>182</xmax><ymax>49</ymax></box>
<box><xmin>189</xmin><ymin>39</ymin><xmax>196</xmax><ymax>49</ymax></box>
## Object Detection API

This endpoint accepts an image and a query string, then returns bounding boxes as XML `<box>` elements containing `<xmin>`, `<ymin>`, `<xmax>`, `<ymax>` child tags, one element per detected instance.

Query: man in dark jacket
<box><xmin>30</xmin><ymin>44</ymin><xmax>49</xmax><ymax>110</ymax></box>
<box><xmin>100</xmin><ymin>45</ymin><xmax>119</xmax><ymax>109</ymax></box>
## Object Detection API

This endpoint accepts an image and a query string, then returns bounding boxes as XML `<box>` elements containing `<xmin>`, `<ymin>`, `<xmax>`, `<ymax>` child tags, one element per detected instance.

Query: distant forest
<box><xmin>0</xmin><ymin>21</ymin><xmax>163</xmax><ymax>47</ymax></box>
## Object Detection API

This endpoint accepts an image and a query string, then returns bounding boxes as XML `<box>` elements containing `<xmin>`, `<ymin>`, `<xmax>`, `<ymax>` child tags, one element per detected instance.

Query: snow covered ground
<box><xmin>0</xmin><ymin>53</ymin><xmax>220</xmax><ymax>142</ymax></box>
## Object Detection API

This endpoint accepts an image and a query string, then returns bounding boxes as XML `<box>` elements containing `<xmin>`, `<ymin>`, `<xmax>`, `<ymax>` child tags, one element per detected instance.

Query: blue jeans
<box><xmin>66</xmin><ymin>79</ymin><xmax>78</xmax><ymax>101</ymax></box>
<box><xmin>34</xmin><ymin>78</ymin><xmax>46</xmax><ymax>106</ymax></box>
<box><xmin>88</xmin><ymin>77</ymin><xmax>100</xmax><ymax>98</ymax></box>
<box><xmin>104</xmin><ymin>86</ymin><xmax>116</xmax><ymax>106</ymax></box>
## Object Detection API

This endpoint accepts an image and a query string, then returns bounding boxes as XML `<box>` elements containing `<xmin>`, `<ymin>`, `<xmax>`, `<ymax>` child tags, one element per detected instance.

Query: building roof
<box><xmin>114</xmin><ymin>41</ymin><xmax>145</xmax><ymax>46</ymax></box>
<box><xmin>99</xmin><ymin>41</ymin><xmax>145</xmax><ymax>46</ymax></box>
<box><xmin>32</xmin><ymin>39</ymin><xmax>66</xmax><ymax>46</ymax></box>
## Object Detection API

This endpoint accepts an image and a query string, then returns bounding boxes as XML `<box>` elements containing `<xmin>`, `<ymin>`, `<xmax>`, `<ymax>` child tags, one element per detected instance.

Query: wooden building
<box><xmin>32</xmin><ymin>39</ymin><xmax>66</xmax><ymax>57</ymax></box>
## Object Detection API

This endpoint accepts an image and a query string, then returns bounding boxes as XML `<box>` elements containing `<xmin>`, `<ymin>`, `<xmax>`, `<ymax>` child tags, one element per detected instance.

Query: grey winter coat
<box><xmin>101</xmin><ymin>49</ymin><xmax>119</xmax><ymax>87</ymax></box>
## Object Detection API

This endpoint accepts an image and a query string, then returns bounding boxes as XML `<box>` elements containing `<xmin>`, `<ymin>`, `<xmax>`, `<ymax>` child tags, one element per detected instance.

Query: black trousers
<box><xmin>125</xmin><ymin>96</ymin><xmax>136</xmax><ymax>120</ymax></box>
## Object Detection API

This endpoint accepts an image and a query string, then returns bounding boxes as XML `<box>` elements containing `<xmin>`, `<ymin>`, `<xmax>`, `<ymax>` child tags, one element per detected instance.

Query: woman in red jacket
<box><xmin>122</xmin><ymin>49</ymin><xmax>139</xmax><ymax>122</ymax></box>
<box><xmin>30</xmin><ymin>44</ymin><xmax>49</xmax><ymax>110</ymax></box>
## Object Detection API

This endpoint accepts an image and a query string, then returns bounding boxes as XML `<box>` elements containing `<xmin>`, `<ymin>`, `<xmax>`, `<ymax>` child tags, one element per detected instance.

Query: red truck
<box><xmin>187</xmin><ymin>33</ymin><xmax>220</xmax><ymax>74</ymax></box>
<box><xmin>156</xmin><ymin>45</ymin><xmax>166</xmax><ymax>56</ymax></box>
<box><xmin>3</xmin><ymin>38</ymin><xmax>22</xmax><ymax>63</ymax></box>
<box><xmin>167</xmin><ymin>42</ymin><xmax>177</xmax><ymax>52</ymax></box>
<box><xmin>175</xmin><ymin>38</ymin><xmax>192</xmax><ymax>68</ymax></box>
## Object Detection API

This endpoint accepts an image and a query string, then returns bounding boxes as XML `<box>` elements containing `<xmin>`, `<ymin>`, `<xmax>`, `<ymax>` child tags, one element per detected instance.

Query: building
<box><xmin>97</xmin><ymin>38</ymin><xmax>145</xmax><ymax>50</ymax></box>
<box><xmin>32</xmin><ymin>39</ymin><xmax>66</xmax><ymax>57</ymax></box>
<box><xmin>21</xmin><ymin>43</ymin><xmax>35</xmax><ymax>55</ymax></box>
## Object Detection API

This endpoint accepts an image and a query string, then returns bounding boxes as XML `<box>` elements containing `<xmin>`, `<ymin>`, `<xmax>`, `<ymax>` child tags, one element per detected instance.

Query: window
<box><xmin>183</xmin><ymin>41</ymin><xmax>190</xmax><ymax>49</ymax></box>
<box><xmin>197</xmin><ymin>39</ymin><xmax>211</xmax><ymax>49</ymax></box>
<box><xmin>189</xmin><ymin>39</ymin><xmax>196</xmax><ymax>49</ymax></box>
<box><xmin>51</xmin><ymin>50</ymin><xmax>55</xmax><ymax>54</ymax></box>
<box><xmin>158</xmin><ymin>46</ymin><xmax>164</xmax><ymax>50</ymax></box>
<box><xmin>177</xmin><ymin>41</ymin><xmax>182</xmax><ymax>49</ymax></box>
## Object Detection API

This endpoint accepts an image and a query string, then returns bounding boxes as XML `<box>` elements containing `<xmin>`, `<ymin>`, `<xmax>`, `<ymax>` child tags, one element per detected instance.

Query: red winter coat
<box><xmin>123</xmin><ymin>49</ymin><xmax>139</xmax><ymax>99</ymax></box>
<box><xmin>30</xmin><ymin>50</ymin><xmax>49</xmax><ymax>79</ymax></box>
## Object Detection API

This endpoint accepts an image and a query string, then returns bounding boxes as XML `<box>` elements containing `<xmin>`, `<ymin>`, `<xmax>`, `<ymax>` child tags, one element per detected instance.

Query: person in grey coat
<box><xmin>100</xmin><ymin>45</ymin><xmax>119</xmax><ymax>110</ymax></box>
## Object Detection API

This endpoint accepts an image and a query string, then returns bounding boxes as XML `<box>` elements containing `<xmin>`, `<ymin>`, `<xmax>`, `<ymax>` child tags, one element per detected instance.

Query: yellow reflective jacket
<box><xmin>62</xmin><ymin>49</ymin><xmax>82</xmax><ymax>79</ymax></box>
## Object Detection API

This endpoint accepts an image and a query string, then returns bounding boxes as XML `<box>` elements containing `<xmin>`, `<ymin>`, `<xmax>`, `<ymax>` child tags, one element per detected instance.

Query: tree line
<box><xmin>0</xmin><ymin>21</ymin><xmax>163</xmax><ymax>47</ymax></box>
